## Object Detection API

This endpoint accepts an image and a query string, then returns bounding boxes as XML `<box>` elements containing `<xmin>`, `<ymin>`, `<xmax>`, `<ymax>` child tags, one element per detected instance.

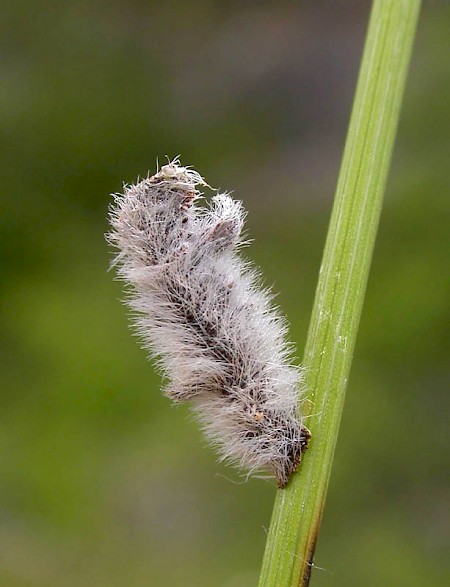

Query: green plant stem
<box><xmin>258</xmin><ymin>1</ymin><xmax>421</xmax><ymax>586</ymax></box>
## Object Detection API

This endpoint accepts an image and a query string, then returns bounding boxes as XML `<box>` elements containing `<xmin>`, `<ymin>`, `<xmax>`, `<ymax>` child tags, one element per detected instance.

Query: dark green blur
<box><xmin>1</xmin><ymin>2</ymin><xmax>448</xmax><ymax>586</ymax></box>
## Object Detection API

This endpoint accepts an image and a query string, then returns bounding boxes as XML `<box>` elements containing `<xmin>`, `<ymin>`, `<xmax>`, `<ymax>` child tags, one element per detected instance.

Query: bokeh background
<box><xmin>1</xmin><ymin>1</ymin><xmax>449</xmax><ymax>586</ymax></box>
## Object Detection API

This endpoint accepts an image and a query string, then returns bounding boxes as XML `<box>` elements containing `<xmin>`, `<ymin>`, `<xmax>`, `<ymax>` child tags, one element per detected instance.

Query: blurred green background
<box><xmin>1</xmin><ymin>1</ymin><xmax>448</xmax><ymax>586</ymax></box>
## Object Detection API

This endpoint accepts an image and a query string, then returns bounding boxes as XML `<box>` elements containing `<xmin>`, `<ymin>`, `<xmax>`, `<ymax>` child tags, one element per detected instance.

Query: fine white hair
<box><xmin>107</xmin><ymin>159</ymin><xmax>310</xmax><ymax>487</ymax></box>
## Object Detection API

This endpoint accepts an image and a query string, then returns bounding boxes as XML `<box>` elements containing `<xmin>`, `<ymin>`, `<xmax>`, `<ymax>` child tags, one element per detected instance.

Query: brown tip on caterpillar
<box><xmin>301</xmin><ymin>424</ymin><xmax>312</xmax><ymax>450</ymax></box>
<box><xmin>277</xmin><ymin>425</ymin><xmax>312</xmax><ymax>489</ymax></box>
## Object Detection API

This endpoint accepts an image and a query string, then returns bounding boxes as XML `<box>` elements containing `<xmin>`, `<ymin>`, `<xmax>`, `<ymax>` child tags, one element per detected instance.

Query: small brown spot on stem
<box><xmin>300</xmin><ymin>509</ymin><xmax>323</xmax><ymax>587</ymax></box>
<box><xmin>301</xmin><ymin>532</ymin><xmax>318</xmax><ymax>586</ymax></box>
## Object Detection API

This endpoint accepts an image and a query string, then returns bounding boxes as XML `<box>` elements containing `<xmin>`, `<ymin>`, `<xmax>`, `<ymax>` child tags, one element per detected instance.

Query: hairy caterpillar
<box><xmin>108</xmin><ymin>160</ymin><xmax>310</xmax><ymax>487</ymax></box>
